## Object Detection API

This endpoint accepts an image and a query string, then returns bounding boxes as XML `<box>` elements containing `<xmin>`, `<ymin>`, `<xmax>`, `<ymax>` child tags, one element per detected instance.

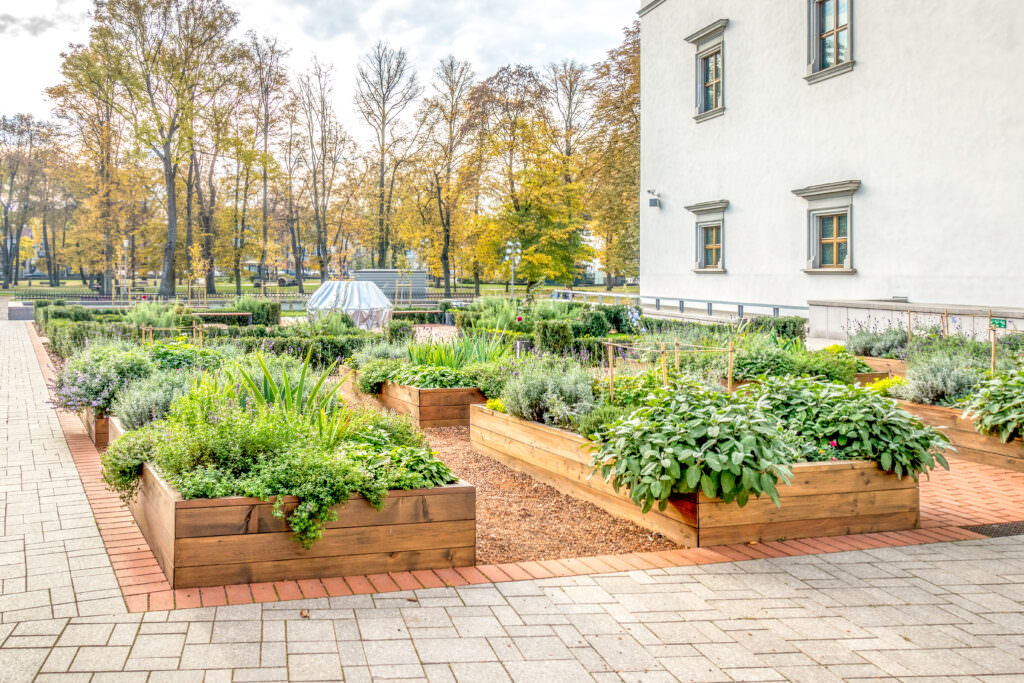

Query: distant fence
<box><xmin>549</xmin><ymin>289</ymin><xmax>808</xmax><ymax>320</ymax></box>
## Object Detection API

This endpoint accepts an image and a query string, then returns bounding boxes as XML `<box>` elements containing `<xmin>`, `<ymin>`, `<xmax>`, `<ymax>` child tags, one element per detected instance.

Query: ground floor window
<box><xmin>817</xmin><ymin>213</ymin><xmax>848</xmax><ymax>267</ymax></box>
<box><xmin>701</xmin><ymin>224</ymin><xmax>722</xmax><ymax>268</ymax></box>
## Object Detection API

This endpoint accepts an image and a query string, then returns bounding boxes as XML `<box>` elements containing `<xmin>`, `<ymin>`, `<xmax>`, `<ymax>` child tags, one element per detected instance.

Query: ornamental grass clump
<box><xmin>406</xmin><ymin>335</ymin><xmax>511</xmax><ymax>369</ymax></box>
<box><xmin>102</xmin><ymin>358</ymin><xmax>452</xmax><ymax>549</ymax></box>
<box><xmin>53</xmin><ymin>341</ymin><xmax>155</xmax><ymax>417</ymax></box>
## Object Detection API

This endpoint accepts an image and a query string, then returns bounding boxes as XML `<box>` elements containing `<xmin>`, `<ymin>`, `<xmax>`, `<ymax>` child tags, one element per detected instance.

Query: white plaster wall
<box><xmin>639</xmin><ymin>0</ymin><xmax>1024</xmax><ymax>309</ymax></box>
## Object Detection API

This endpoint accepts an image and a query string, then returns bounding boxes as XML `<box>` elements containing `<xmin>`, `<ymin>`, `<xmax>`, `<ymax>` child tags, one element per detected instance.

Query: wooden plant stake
<box><xmin>727</xmin><ymin>339</ymin><xmax>735</xmax><ymax>392</ymax></box>
<box><xmin>607</xmin><ymin>343</ymin><xmax>615</xmax><ymax>404</ymax></box>
<box><xmin>661</xmin><ymin>343</ymin><xmax>668</xmax><ymax>386</ymax></box>
<box><xmin>674</xmin><ymin>339</ymin><xmax>680</xmax><ymax>372</ymax></box>
<box><xmin>991</xmin><ymin>326</ymin><xmax>997</xmax><ymax>374</ymax></box>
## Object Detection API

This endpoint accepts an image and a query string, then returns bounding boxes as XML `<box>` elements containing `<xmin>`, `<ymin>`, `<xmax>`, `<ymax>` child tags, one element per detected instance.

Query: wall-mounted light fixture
<box><xmin>646</xmin><ymin>189</ymin><xmax>661</xmax><ymax>208</ymax></box>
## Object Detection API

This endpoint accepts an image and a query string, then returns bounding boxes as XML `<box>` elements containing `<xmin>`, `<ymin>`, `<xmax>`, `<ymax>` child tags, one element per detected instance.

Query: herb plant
<box><xmin>964</xmin><ymin>371</ymin><xmax>1024</xmax><ymax>444</ymax></box>
<box><xmin>591</xmin><ymin>388</ymin><xmax>796</xmax><ymax>512</ymax></box>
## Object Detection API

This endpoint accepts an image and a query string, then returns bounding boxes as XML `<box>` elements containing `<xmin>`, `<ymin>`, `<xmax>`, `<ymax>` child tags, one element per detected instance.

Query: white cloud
<box><xmin>0</xmin><ymin>0</ymin><xmax>636</xmax><ymax>143</ymax></box>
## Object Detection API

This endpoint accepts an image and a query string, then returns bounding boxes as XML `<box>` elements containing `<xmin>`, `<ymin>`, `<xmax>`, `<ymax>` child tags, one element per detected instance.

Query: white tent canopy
<box><xmin>306</xmin><ymin>280</ymin><xmax>393</xmax><ymax>330</ymax></box>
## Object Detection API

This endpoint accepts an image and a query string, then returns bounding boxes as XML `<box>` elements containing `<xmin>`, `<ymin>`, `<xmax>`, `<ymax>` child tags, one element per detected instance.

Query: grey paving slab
<box><xmin>0</xmin><ymin>321</ymin><xmax>1023</xmax><ymax>681</ymax></box>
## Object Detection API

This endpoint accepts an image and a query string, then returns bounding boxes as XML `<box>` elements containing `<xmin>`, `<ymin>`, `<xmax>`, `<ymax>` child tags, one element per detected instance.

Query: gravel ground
<box><xmin>425</xmin><ymin>426</ymin><xmax>679</xmax><ymax>565</ymax></box>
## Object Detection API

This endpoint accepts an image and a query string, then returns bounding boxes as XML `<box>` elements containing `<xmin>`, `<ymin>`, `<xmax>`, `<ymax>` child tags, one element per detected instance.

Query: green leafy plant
<box><xmin>501</xmin><ymin>359</ymin><xmax>594</xmax><ymax>428</ymax></box>
<box><xmin>113</xmin><ymin>369</ymin><xmax>199</xmax><ymax>430</ymax></box>
<box><xmin>889</xmin><ymin>354</ymin><xmax>989</xmax><ymax>406</ymax></box>
<box><xmin>576</xmin><ymin>404</ymin><xmax>629</xmax><ymax>440</ymax></box>
<box><xmin>350</xmin><ymin>340</ymin><xmax>408</xmax><ymax>369</ymax></box>
<box><xmin>125</xmin><ymin>302</ymin><xmax>179</xmax><ymax>329</ymax></box>
<box><xmin>53</xmin><ymin>341</ymin><xmax>155</xmax><ymax>416</ymax></box>
<box><xmin>148</xmin><ymin>339</ymin><xmax>226</xmax><ymax>371</ymax></box>
<box><xmin>591</xmin><ymin>387</ymin><xmax>796</xmax><ymax>512</ymax></box>
<box><xmin>102</xmin><ymin>380</ymin><xmax>452</xmax><ymax>549</ymax></box>
<box><xmin>534</xmin><ymin>319</ymin><xmax>574</xmax><ymax>354</ymax></box>
<box><xmin>746</xmin><ymin>376</ymin><xmax>951</xmax><ymax>477</ymax></box>
<box><xmin>964</xmin><ymin>371</ymin><xmax>1024</xmax><ymax>444</ymax></box>
<box><xmin>389</xmin><ymin>365</ymin><xmax>474</xmax><ymax>389</ymax></box>
<box><xmin>357</xmin><ymin>359</ymin><xmax>404</xmax><ymax>394</ymax></box>
<box><xmin>385</xmin><ymin>319</ymin><xmax>414</xmax><ymax>343</ymax></box>
<box><xmin>234</xmin><ymin>296</ymin><xmax>282</xmax><ymax>325</ymax></box>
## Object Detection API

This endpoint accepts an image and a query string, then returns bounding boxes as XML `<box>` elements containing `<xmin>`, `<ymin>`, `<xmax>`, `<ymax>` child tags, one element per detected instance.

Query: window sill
<box><xmin>694</xmin><ymin>107</ymin><xmax>725</xmax><ymax>123</ymax></box>
<box><xmin>802</xmin><ymin>267</ymin><xmax>857</xmax><ymax>274</ymax></box>
<box><xmin>693</xmin><ymin>267</ymin><xmax>727</xmax><ymax>274</ymax></box>
<box><xmin>804</xmin><ymin>60</ymin><xmax>855</xmax><ymax>85</ymax></box>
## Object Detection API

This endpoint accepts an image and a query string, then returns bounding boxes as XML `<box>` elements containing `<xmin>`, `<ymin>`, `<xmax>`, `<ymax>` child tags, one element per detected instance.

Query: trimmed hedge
<box><xmin>232</xmin><ymin>299</ymin><xmax>281</xmax><ymax>326</ymax></box>
<box><xmin>223</xmin><ymin>333</ymin><xmax>372</xmax><ymax>368</ymax></box>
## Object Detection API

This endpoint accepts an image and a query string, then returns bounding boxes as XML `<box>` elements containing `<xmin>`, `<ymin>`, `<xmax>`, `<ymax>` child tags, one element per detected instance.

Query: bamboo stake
<box><xmin>727</xmin><ymin>339</ymin><xmax>735</xmax><ymax>392</ymax></box>
<box><xmin>907</xmin><ymin>310</ymin><xmax>912</xmax><ymax>342</ymax></box>
<box><xmin>674</xmin><ymin>339</ymin><xmax>680</xmax><ymax>372</ymax></box>
<box><xmin>607</xmin><ymin>343</ymin><xmax>615</xmax><ymax>403</ymax></box>
<box><xmin>661</xmin><ymin>343</ymin><xmax>668</xmax><ymax>386</ymax></box>
<box><xmin>991</xmin><ymin>325</ymin><xmax>997</xmax><ymax>374</ymax></box>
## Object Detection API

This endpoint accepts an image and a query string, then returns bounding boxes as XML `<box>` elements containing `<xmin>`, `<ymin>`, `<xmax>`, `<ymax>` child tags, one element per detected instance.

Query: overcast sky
<box><xmin>1</xmin><ymin>0</ymin><xmax>637</xmax><ymax>141</ymax></box>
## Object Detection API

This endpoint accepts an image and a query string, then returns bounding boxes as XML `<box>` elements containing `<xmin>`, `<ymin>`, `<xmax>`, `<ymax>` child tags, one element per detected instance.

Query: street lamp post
<box><xmin>504</xmin><ymin>240</ymin><xmax>522</xmax><ymax>299</ymax></box>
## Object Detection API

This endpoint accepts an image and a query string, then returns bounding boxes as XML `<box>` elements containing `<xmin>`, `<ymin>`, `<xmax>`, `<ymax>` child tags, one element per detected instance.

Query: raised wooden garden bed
<box><xmin>859</xmin><ymin>357</ymin><xmax>906</xmax><ymax>376</ymax></box>
<box><xmin>80</xmin><ymin>406</ymin><xmax>110</xmax><ymax>450</ymax></box>
<box><xmin>338</xmin><ymin>368</ymin><xmax>486</xmax><ymax>428</ymax></box>
<box><xmin>855</xmin><ymin>371</ymin><xmax>890</xmax><ymax>385</ymax></box>
<box><xmin>898</xmin><ymin>401</ymin><xmax>1024</xmax><ymax>473</ymax></box>
<box><xmin>127</xmin><ymin>463</ymin><xmax>476</xmax><ymax>588</ymax></box>
<box><xmin>470</xmin><ymin>405</ymin><xmax>919</xmax><ymax>547</ymax></box>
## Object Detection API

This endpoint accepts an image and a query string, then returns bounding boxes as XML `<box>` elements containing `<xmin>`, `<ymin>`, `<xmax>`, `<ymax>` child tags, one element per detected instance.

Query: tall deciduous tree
<box><xmin>354</xmin><ymin>41</ymin><xmax>422</xmax><ymax>268</ymax></box>
<box><xmin>587</xmin><ymin>21</ymin><xmax>640</xmax><ymax>288</ymax></box>
<box><xmin>297</xmin><ymin>58</ymin><xmax>350</xmax><ymax>281</ymax></box>
<box><xmin>94</xmin><ymin>0</ymin><xmax>238</xmax><ymax>297</ymax></box>
<box><xmin>247</xmin><ymin>32</ymin><xmax>288</xmax><ymax>283</ymax></box>
<box><xmin>420</xmin><ymin>56</ymin><xmax>476</xmax><ymax>297</ymax></box>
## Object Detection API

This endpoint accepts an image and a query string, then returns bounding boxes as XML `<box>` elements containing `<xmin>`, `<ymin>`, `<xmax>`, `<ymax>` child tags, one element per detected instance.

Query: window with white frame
<box><xmin>685</xmin><ymin>200</ymin><xmax>729</xmax><ymax>271</ymax></box>
<box><xmin>685</xmin><ymin>19</ymin><xmax>728</xmax><ymax>121</ymax></box>
<box><xmin>806</xmin><ymin>0</ymin><xmax>854</xmax><ymax>83</ymax></box>
<box><xmin>792</xmin><ymin>180</ymin><xmax>860</xmax><ymax>272</ymax></box>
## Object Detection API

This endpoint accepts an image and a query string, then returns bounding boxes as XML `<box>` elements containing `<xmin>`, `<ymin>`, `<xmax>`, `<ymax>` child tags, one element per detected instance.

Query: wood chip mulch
<box><xmin>425</xmin><ymin>426</ymin><xmax>679</xmax><ymax>565</ymax></box>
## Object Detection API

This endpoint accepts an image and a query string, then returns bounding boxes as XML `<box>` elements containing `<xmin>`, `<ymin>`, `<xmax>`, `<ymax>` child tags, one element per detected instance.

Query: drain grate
<box><xmin>964</xmin><ymin>521</ymin><xmax>1024</xmax><ymax>538</ymax></box>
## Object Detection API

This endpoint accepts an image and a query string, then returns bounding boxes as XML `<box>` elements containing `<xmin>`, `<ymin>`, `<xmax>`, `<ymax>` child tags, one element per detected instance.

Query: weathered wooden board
<box><xmin>470</xmin><ymin>406</ymin><xmax>920</xmax><ymax>547</ymax></box>
<box><xmin>899</xmin><ymin>401</ymin><xmax>1024</xmax><ymax>473</ymax></box>
<box><xmin>126</xmin><ymin>463</ymin><xmax>476</xmax><ymax>588</ymax></box>
<box><xmin>855</xmin><ymin>371</ymin><xmax>890</xmax><ymax>385</ymax></box>
<box><xmin>859</xmin><ymin>357</ymin><xmax>906</xmax><ymax>376</ymax></box>
<box><xmin>80</xmin><ymin>406</ymin><xmax>110</xmax><ymax>450</ymax></box>
<box><xmin>337</xmin><ymin>367</ymin><xmax>485</xmax><ymax>428</ymax></box>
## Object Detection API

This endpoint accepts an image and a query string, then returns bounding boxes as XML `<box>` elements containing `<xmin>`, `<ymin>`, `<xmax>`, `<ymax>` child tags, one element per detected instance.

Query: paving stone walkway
<box><xmin>3</xmin><ymin>320</ymin><xmax>1024</xmax><ymax>681</ymax></box>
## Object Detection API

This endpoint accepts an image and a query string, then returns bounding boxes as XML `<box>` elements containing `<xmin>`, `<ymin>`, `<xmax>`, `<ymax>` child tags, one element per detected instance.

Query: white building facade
<box><xmin>639</xmin><ymin>0</ymin><xmax>1024</xmax><ymax>311</ymax></box>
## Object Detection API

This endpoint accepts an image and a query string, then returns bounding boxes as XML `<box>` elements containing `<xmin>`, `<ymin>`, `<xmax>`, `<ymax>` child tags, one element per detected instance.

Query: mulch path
<box><xmin>425</xmin><ymin>426</ymin><xmax>678</xmax><ymax>565</ymax></box>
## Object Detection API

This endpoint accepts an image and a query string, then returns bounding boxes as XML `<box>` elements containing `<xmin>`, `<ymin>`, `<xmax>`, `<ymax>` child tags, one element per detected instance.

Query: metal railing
<box><xmin>548</xmin><ymin>289</ymin><xmax>808</xmax><ymax>320</ymax></box>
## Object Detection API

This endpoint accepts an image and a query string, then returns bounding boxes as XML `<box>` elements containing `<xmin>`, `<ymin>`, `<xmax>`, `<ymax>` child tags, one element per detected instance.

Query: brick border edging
<box><xmin>23</xmin><ymin>321</ymin><xmax>989</xmax><ymax>613</ymax></box>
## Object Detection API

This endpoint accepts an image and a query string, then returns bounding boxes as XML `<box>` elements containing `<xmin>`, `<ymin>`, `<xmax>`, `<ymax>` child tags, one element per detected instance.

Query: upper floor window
<box><xmin>686</xmin><ymin>19</ymin><xmax>728</xmax><ymax>122</ymax></box>
<box><xmin>702</xmin><ymin>51</ymin><xmax>722</xmax><ymax>112</ymax></box>
<box><xmin>806</xmin><ymin>0</ymin><xmax>854</xmax><ymax>84</ymax></box>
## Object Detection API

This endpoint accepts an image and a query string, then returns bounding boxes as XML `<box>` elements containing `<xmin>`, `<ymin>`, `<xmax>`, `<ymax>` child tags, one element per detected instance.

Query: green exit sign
<box><xmin>992</xmin><ymin>318</ymin><xmax>1008</xmax><ymax>329</ymax></box>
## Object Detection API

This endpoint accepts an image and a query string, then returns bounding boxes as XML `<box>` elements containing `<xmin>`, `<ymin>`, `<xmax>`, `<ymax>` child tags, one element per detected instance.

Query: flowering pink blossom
<box><xmin>516</xmin><ymin>316</ymin><xmax>522</xmax><ymax>322</ymax></box>
<box><xmin>828</xmin><ymin>439</ymin><xmax>838</xmax><ymax>447</ymax></box>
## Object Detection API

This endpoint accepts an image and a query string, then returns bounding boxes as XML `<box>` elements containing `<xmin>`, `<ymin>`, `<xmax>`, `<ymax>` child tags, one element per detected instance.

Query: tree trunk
<box><xmin>185</xmin><ymin>156</ymin><xmax>195</xmax><ymax>279</ymax></box>
<box><xmin>158</xmin><ymin>150</ymin><xmax>178</xmax><ymax>298</ymax></box>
